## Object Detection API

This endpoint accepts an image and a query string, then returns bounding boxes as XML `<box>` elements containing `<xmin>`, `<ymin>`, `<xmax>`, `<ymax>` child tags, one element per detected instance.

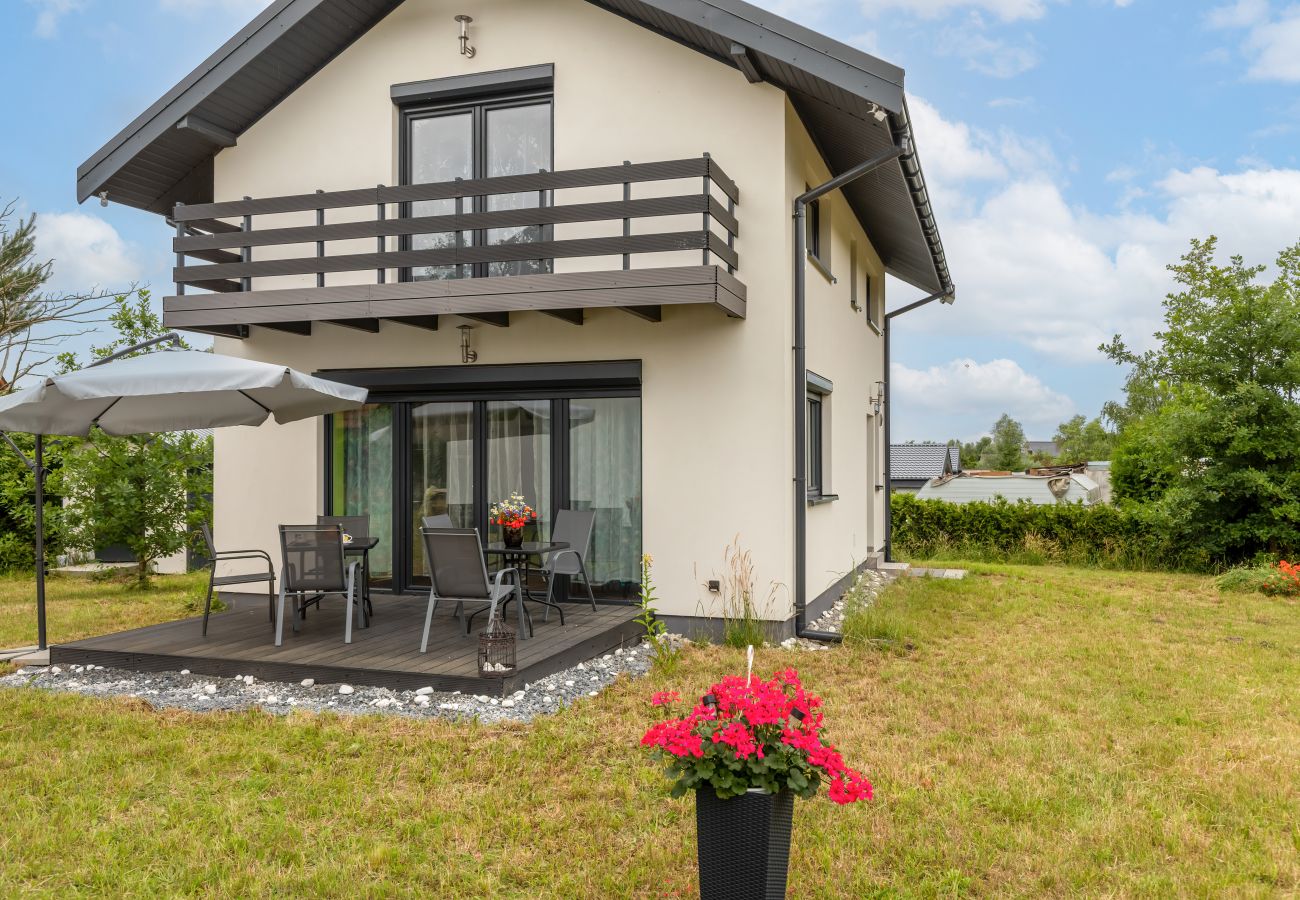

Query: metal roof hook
<box><xmin>455</xmin><ymin>15</ymin><xmax>476</xmax><ymax>58</ymax></box>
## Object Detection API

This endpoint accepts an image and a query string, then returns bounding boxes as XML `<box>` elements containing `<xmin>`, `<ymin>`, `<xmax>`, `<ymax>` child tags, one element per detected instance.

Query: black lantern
<box><xmin>478</xmin><ymin>616</ymin><xmax>517</xmax><ymax>679</ymax></box>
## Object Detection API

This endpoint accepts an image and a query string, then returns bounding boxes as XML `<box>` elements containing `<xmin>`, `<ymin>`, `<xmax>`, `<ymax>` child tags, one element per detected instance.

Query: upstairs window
<box><xmin>401</xmin><ymin>92</ymin><xmax>553</xmax><ymax>281</ymax></box>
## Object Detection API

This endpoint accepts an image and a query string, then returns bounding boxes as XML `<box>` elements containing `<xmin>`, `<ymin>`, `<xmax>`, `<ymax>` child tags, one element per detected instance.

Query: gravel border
<box><xmin>0</xmin><ymin>644</ymin><xmax>659</xmax><ymax>723</ymax></box>
<box><xmin>779</xmin><ymin>567</ymin><xmax>892</xmax><ymax>650</ymax></box>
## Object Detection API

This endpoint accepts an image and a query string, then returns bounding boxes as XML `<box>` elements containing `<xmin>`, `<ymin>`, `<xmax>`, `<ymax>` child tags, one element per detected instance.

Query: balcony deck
<box><xmin>163</xmin><ymin>155</ymin><xmax>744</xmax><ymax>338</ymax></box>
<box><xmin>51</xmin><ymin>594</ymin><xmax>642</xmax><ymax>693</ymax></box>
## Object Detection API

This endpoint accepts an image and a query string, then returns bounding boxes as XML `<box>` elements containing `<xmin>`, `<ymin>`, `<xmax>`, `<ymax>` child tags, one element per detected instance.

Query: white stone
<box><xmin>300</xmin><ymin>678</ymin><xmax>315</xmax><ymax>687</ymax></box>
<box><xmin>243</xmin><ymin>675</ymin><xmax>255</xmax><ymax>685</ymax></box>
<box><xmin>180</xmin><ymin>669</ymin><xmax>191</xmax><ymax>675</ymax></box>
<box><xmin>588</xmin><ymin>691</ymin><xmax>598</xmax><ymax>697</ymax></box>
<box><xmin>203</xmin><ymin>684</ymin><xmax>217</xmax><ymax>694</ymax></box>
<box><xmin>266</xmin><ymin>696</ymin><xmax>279</xmax><ymax>704</ymax></box>
<box><xmin>338</xmin><ymin>684</ymin><xmax>354</xmax><ymax>695</ymax></box>
<box><xmin>438</xmin><ymin>702</ymin><xmax>457</xmax><ymax>710</ymax></box>
<box><xmin>414</xmin><ymin>695</ymin><xmax>430</xmax><ymax>705</ymax></box>
<box><xmin>564</xmin><ymin>680</ymin><xmax>575</xmax><ymax>687</ymax></box>
<box><xmin>376</xmin><ymin>698</ymin><xmax>393</xmax><ymax>708</ymax></box>
<box><xmin>287</xmin><ymin>698</ymin><xmax>297</xmax><ymax>705</ymax></box>
<box><xmin>474</xmin><ymin>694</ymin><xmax>490</xmax><ymax>703</ymax></box>
<box><xmin>490</xmin><ymin>698</ymin><xmax>499</xmax><ymax>705</ymax></box>
<box><xmin>576</xmin><ymin>663</ymin><xmax>586</xmax><ymax>671</ymax></box>
<box><xmin>415</xmin><ymin>686</ymin><xmax>434</xmax><ymax>696</ymax></box>
<box><xmin>615</xmin><ymin>649</ymin><xmax>623</xmax><ymax>656</ymax></box>
<box><xmin>544</xmin><ymin>695</ymin><xmax>554</xmax><ymax>703</ymax></box>
<box><xmin>501</xmin><ymin>699</ymin><xmax>515</xmax><ymax>708</ymax></box>
<box><xmin>50</xmin><ymin>666</ymin><xmax>62</xmax><ymax>674</ymax></box>
<box><xmin>512</xmin><ymin>690</ymin><xmax>526</xmax><ymax>699</ymax></box>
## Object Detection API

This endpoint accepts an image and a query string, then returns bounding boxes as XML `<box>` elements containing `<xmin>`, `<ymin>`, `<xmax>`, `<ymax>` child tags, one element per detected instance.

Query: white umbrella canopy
<box><xmin>0</xmin><ymin>350</ymin><xmax>368</xmax><ymax>436</ymax></box>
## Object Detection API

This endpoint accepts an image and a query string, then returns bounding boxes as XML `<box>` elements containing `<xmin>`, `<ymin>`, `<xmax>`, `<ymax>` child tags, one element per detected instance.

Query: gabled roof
<box><xmin>76</xmin><ymin>0</ymin><xmax>952</xmax><ymax>294</ymax></box>
<box><xmin>890</xmin><ymin>444</ymin><xmax>960</xmax><ymax>481</ymax></box>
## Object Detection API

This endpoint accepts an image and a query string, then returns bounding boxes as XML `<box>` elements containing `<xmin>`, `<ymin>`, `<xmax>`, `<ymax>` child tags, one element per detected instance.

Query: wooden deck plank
<box><xmin>51</xmin><ymin>594</ymin><xmax>641</xmax><ymax>692</ymax></box>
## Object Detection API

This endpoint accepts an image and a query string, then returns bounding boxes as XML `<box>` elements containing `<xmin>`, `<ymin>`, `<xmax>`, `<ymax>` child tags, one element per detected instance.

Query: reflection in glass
<box><xmin>409</xmin><ymin>111</ymin><xmax>472</xmax><ymax>281</ymax></box>
<box><xmin>487</xmin><ymin>400</ymin><xmax>551</xmax><ymax>545</ymax></box>
<box><xmin>485</xmin><ymin>103</ymin><xmax>552</xmax><ymax>277</ymax></box>
<box><xmin>409</xmin><ymin>401</ymin><xmax>475</xmax><ymax>585</ymax></box>
<box><xmin>330</xmin><ymin>404</ymin><xmax>393</xmax><ymax>586</ymax></box>
<box><xmin>569</xmin><ymin>398</ymin><xmax>641</xmax><ymax>599</ymax></box>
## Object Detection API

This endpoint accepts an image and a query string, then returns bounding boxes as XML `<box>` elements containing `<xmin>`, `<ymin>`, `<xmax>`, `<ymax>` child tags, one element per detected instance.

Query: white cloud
<box><xmin>1208</xmin><ymin>1</ymin><xmax>1300</xmax><ymax>82</ymax></box>
<box><xmin>33</xmin><ymin>212</ymin><xmax>146</xmax><ymax>292</ymax></box>
<box><xmin>859</xmin><ymin>0</ymin><xmax>1052</xmax><ymax>22</ymax></box>
<box><xmin>892</xmin><ymin>358</ymin><xmax>1075</xmax><ymax>440</ymax></box>
<box><xmin>27</xmin><ymin>0</ymin><xmax>87</xmax><ymax>38</ymax></box>
<box><xmin>905</xmin><ymin>100</ymin><xmax>1300</xmax><ymax>366</ymax></box>
<box><xmin>938</xmin><ymin>16</ymin><xmax>1041</xmax><ymax>77</ymax></box>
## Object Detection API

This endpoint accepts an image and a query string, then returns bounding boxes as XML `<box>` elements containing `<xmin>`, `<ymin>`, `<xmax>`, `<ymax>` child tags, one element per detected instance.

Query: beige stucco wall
<box><xmin>208</xmin><ymin>0</ymin><xmax>886</xmax><ymax>620</ymax></box>
<box><xmin>784</xmin><ymin>104</ymin><xmax>888</xmax><ymax>603</ymax></box>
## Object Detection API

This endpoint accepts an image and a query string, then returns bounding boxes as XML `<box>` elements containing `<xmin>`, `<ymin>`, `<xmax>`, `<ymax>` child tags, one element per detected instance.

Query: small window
<box><xmin>850</xmin><ymin>241</ymin><xmax>860</xmax><ymax>312</ymax></box>
<box><xmin>805</xmin><ymin>371</ymin><xmax>833</xmax><ymax>501</ymax></box>
<box><xmin>806</xmin><ymin>395</ymin><xmax>823</xmax><ymax>495</ymax></box>
<box><xmin>866</xmin><ymin>274</ymin><xmax>880</xmax><ymax>330</ymax></box>
<box><xmin>807</xmin><ymin>198</ymin><xmax>822</xmax><ymax>261</ymax></box>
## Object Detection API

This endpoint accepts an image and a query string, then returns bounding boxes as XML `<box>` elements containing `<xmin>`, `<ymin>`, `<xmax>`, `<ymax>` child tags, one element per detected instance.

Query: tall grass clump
<box><xmin>840</xmin><ymin>569</ymin><xmax>916</xmax><ymax>654</ymax></box>
<box><xmin>717</xmin><ymin>537</ymin><xmax>774</xmax><ymax>648</ymax></box>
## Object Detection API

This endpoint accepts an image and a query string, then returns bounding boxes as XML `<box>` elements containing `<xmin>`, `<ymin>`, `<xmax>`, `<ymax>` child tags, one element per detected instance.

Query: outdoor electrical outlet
<box><xmin>707</xmin><ymin>580</ymin><xmax>720</xmax><ymax>593</ymax></box>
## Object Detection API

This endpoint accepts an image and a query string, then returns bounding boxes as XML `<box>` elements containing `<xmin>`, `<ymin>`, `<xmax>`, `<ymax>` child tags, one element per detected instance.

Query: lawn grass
<box><xmin>1</xmin><ymin>562</ymin><xmax>1297</xmax><ymax>896</ymax></box>
<box><xmin>0</xmin><ymin>571</ymin><xmax>210</xmax><ymax>650</ymax></box>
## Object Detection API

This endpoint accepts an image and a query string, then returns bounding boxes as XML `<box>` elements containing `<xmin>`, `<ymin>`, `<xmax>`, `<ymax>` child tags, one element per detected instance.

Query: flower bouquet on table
<box><xmin>642</xmin><ymin>668</ymin><xmax>871</xmax><ymax>899</ymax></box>
<box><xmin>489</xmin><ymin>492</ymin><xmax>536</xmax><ymax>548</ymax></box>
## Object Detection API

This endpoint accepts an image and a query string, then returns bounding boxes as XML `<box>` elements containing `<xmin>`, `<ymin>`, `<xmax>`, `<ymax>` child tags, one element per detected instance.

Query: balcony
<box><xmin>163</xmin><ymin>156</ymin><xmax>744</xmax><ymax>338</ymax></box>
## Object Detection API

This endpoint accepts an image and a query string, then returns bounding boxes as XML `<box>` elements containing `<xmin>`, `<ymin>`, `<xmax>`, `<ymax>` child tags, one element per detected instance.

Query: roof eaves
<box><xmin>76</xmin><ymin>0</ymin><xmax>308</xmax><ymax>203</ymax></box>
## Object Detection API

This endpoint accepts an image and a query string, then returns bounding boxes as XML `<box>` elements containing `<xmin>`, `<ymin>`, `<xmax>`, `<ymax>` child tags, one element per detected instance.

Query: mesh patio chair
<box><xmin>199</xmin><ymin>523</ymin><xmax>276</xmax><ymax>637</ymax></box>
<box><xmin>275</xmin><ymin>524</ymin><xmax>362</xmax><ymax>647</ymax></box>
<box><xmin>419</xmin><ymin>527</ymin><xmax>528</xmax><ymax>651</ymax></box>
<box><xmin>421</xmin><ymin>514</ymin><xmax>454</xmax><ymax>529</ymax></box>
<box><xmin>317</xmin><ymin>514</ymin><xmax>369</xmax><ymax>540</ymax></box>
<box><xmin>538</xmin><ymin>508</ymin><xmax>598</xmax><ymax>621</ymax></box>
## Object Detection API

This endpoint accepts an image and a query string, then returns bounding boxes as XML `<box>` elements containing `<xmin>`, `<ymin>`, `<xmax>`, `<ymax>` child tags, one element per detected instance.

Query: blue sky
<box><xmin>5</xmin><ymin>0</ymin><xmax>1300</xmax><ymax>441</ymax></box>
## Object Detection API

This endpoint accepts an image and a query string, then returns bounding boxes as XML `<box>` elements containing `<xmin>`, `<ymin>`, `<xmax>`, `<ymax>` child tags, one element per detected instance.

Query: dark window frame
<box><xmin>324</xmin><ymin>374</ymin><xmax>642</xmax><ymax>598</ymax></box>
<box><xmin>805</xmin><ymin>370</ymin><xmax>834</xmax><ymax>503</ymax></box>
<box><xmin>397</xmin><ymin>88</ymin><xmax>556</xmax><ymax>282</ymax></box>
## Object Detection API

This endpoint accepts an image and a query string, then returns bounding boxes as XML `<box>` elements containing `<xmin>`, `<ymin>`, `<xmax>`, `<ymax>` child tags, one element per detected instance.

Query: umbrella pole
<box><xmin>34</xmin><ymin>434</ymin><xmax>46</xmax><ymax>651</ymax></box>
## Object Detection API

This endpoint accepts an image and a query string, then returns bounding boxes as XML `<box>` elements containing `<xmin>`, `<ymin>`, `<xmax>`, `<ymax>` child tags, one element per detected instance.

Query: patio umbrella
<box><xmin>0</xmin><ymin>334</ymin><xmax>369</xmax><ymax>650</ymax></box>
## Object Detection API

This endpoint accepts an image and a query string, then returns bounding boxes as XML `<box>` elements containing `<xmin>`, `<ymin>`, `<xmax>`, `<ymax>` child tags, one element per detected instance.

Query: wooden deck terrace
<box><xmin>51</xmin><ymin>593</ymin><xmax>642</xmax><ymax>693</ymax></box>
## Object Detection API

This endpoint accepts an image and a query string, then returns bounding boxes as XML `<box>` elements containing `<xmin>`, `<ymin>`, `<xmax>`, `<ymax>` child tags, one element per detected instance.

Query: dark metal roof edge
<box><xmin>76</xmin><ymin>0</ymin><xmax>333</xmax><ymax>203</ymax></box>
<box><xmin>889</xmin><ymin>97</ymin><xmax>953</xmax><ymax>297</ymax></box>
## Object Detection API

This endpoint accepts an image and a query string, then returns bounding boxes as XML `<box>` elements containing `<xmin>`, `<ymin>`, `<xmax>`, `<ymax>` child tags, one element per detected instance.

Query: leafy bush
<box><xmin>1261</xmin><ymin>560</ymin><xmax>1300</xmax><ymax>597</ymax></box>
<box><xmin>890</xmin><ymin>493</ymin><xmax>1213</xmax><ymax>572</ymax></box>
<box><xmin>1215</xmin><ymin>566</ymin><xmax>1275</xmax><ymax>594</ymax></box>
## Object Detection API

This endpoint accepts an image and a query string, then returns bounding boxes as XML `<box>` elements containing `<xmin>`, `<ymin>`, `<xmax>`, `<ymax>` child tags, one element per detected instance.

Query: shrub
<box><xmin>1215</xmin><ymin>566</ymin><xmax>1275</xmax><ymax>594</ymax></box>
<box><xmin>1261</xmin><ymin>560</ymin><xmax>1300</xmax><ymax>597</ymax></box>
<box><xmin>890</xmin><ymin>493</ymin><xmax>1210</xmax><ymax>572</ymax></box>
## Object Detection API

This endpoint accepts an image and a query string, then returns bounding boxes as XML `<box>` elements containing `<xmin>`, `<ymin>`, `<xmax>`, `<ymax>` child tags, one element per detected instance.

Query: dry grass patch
<box><xmin>0</xmin><ymin>563</ymin><xmax>1297</xmax><ymax>895</ymax></box>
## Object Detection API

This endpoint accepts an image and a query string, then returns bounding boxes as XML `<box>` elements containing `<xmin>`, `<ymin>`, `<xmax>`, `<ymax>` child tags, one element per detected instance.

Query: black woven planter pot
<box><xmin>695</xmin><ymin>787</ymin><xmax>794</xmax><ymax>900</ymax></box>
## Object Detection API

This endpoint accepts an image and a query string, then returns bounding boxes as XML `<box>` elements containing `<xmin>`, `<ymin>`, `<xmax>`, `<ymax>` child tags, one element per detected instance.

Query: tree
<box><xmin>0</xmin><ymin>202</ymin><xmax>117</xmax><ymax>391</ymax></box>
<box><xmin>56</xmin><ymin>293</ymin><xmax>213</xmax><ymax>588</ymax></box>
<box><xmin>1102</xmin><ymin>236</ymin><xmax>1300</xmax><ymax>563</ymax></box>
<box><xmin>0</xmin><ymin>202</ymin><xmax>118</xmax><ymax>573</ymax></box>
<box><xmin>1052</xmin><ymin>415</ymin><xmax>1116</xmax><ymax>463</ymax></box>
<box><xmin>977</xmin><ymin>414</ymin><xmax>1027</xmax><ymax>470</ymax></box>
<box><xmin>953</xmin><ymin>435</ymin><xmax>991</xmax><ymax>469</ymax></box>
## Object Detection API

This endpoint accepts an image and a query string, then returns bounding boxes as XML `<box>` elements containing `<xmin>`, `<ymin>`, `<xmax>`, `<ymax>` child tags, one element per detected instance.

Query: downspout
<box><xmin>883</xmin><ymin>290</ymin><xmax>953</xmax><ymax>562</ymax></box>
<box><xmin>793</xmin><ymin>143</ymin><xmax>907</xmax><ymax>643</ymax></box>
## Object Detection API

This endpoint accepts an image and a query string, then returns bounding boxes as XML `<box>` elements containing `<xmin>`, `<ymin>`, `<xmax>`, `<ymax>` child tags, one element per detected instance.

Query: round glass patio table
<box><xmin>483</xmin><ymin>541</ymin><xmax>569</xmax><ymax>625</ymax></box>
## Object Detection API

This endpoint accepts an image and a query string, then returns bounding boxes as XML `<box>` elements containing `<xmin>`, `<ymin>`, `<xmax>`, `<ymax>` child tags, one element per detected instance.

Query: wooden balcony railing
<box><xmin>170</xmin><ymin>156</ymin><xmax>739</xmax><ymax>300</ymax></box>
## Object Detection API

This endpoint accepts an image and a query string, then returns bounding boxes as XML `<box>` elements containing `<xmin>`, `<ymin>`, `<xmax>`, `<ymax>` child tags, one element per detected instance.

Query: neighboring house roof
<box><xmin>918</xmin><ymin>472</ymin><xmax>1100</xmax><ymax>506</ymax></box>
<box><xmin>890</xmin><ymin>444</ymin><xmax>960</xmax><ymax>481</ymax></box>
<box><xmin>1024</xmin><ymin>440</ymin><xmax>1060</xmax><ymax>457</ymax></box>
<box><xmin>75</xmin><ymin>0</ymin><xmax>952</xmax><ymax>295</ymax></box>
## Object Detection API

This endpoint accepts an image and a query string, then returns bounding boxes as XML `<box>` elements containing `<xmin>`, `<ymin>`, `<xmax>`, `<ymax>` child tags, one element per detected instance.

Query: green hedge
<box><xmin>890</xmin><ymin>493</ymin><xmax>1213</xmax><ymax>572</ymax></box>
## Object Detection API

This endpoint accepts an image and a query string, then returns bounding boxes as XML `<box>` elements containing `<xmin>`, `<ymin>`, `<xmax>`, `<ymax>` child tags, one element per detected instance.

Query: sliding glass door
<box><xmin>329</xmin><ymin>404</ymin><xmax>394</xmax><ymax>587</ymax></box>
<box><xmin>329</xmin><ymin>394</ymin><xmax>639</xmax><ymax>598</ymax></box>
<box><xmin>409</xmin><ymin>401</ymin><xmax>474</xmax><ymax>585</ymax></box>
